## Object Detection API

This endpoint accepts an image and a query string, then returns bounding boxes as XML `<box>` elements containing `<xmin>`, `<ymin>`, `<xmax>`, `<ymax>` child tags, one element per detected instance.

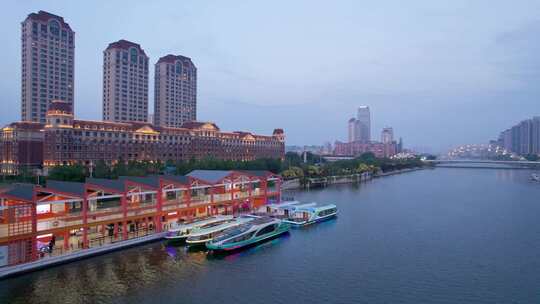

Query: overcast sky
<box><xmin>1</xmin><ymin>1</ymin><xmax>539</xmax><ymax>152</ymax></box>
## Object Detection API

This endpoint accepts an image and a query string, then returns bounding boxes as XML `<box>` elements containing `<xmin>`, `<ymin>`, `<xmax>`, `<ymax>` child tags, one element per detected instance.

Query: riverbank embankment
<box><xmin>282</xmin><ymin>167</ymin><xmax>425</xmax><ymax>190</ymax></box>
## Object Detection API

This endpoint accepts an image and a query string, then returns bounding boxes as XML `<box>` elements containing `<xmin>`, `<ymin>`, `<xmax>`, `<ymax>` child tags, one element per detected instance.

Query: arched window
<box><xmin>49</xmin><ymin>20</ymin><xmax>60</xmax><ymax>36</ymax></box>
<box><xmin>175</xmin><ymin>61</ymin><xmax>182</xmax><ymax>74</ymax></box>
<box><xmin>130</xmin><ymin>47</ymin><xmax>138</xmax><ymax>63</ymax></box>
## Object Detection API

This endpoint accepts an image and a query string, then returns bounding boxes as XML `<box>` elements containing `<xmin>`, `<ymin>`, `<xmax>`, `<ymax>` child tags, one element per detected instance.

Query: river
<box><xmin>1</xmin><ymin>168</ymin><xmax>540</xmax><ymax>303</ymax></box>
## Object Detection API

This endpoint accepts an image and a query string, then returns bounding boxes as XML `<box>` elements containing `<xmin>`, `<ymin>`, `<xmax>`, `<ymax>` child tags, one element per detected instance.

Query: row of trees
<box><xmin>21</xmin><ymin>152</ymin><xmax>424</xmax><ymax>183</ymax></box>
<box><xmin>281</xmin><ymin>152</ymin><xmax>424</xmax><ymax>180</ymax></box>
<box><xmin>46</xmin><ymin>157</ymin><xmax>284</xmax><ymax>182</ymax></box>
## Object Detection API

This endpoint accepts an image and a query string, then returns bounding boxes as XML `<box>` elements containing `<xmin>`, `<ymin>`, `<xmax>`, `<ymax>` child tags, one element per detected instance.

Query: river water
<box><xmin>1</xmin><ymin>168</ymin><xmax>540</xmax><ymax>303</ymax></box>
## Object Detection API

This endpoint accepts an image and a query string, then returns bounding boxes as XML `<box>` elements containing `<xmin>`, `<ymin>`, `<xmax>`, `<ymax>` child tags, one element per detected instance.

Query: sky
<box><xmin>1</xmin><ymin>0</ymin><xmax>540</xmax><ymax>153</ymax></box>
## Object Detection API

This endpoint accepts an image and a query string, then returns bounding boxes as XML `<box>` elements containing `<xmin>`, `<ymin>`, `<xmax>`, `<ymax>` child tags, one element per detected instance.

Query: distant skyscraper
<box><xmin>154</xmin><ymin>54</ymin><xmax>197</xmax><ymax>128</ymax></box>
<box><xmin>357</xmin><ymin>106</ymin><xmax>371</xmax><ymax>142</ymax></box>
<box><xmin>497</xmin><ymin>117</ymin><xmax>540</xmax><ymax>156</ymax></box>
<box><xmin>348</xmin><ymin>118</ymin><xmax>358</xmax><ymax>143</ymax></box>
<box><xmin>102</xmin><ymin>40</ymin><xmax>149</xmax><ymax>123</ymax></box>
<box><xmin>381</xmin><ymin>127</ymin><xmax>394</xmax><ymax>144</ymax></box>
<box><xmin>21</xmin><ymin>11</ymin><xmax>75</xmax><ymax>123</ymax></box>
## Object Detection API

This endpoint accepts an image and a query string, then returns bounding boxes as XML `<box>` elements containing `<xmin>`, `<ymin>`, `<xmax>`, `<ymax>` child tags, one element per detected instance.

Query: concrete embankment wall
<box><xmin>373</xmin><ymin>167</ymin><xmax>425</xmax><ymax>177</ymax></box>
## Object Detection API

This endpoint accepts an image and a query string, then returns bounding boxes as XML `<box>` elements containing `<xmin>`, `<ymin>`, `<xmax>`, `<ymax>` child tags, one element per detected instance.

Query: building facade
<box><xmin>0</xmin><ymin>101</ymin><xmax>285</xmax><ymax>174</ymax></box>
<box><xmin>0</xmin><ymin>122</ymin><xmax>44</xmax><ymax>175</ymax></box>
<box><xmin>0</xmin><ymin>170</ymin><xmax>281</xmax><ymax>268</ymax></box>
<box><xmin>102</xmin><ymin>40</ymin><xmax>149</xmax><ymax>123</ymax></box>
<box><xmin>356</xmin><ymin>106</ymin><xmax>371</xmax><ymax>142</ymax></box>
<box><xmin>381</xmin><ymin>127</ymin><xmax>394</xmax><ymax>144</ymax></box>
<box><xmin>348</xmin><ymin>118</ymin><xmax>357</xmax><ymax>143</ymax></box>
<box><xmin>154</xmin><ymin>55</ymin><xmax>197</xmax><ymax>128</ymax></box>
<box><xmin>21</xmin><ymin>11</ymin><xmax>75</xmax><ymax>123</ymax></box>
<box><xmin>497</xmin><ymin>117</ymin><xmax>540</xmax><ymax>156</ymax></box>
<box><xmin>334</xmin><ymin>141</ymin><xmax>397</xmax><ymax>158</ymax></box>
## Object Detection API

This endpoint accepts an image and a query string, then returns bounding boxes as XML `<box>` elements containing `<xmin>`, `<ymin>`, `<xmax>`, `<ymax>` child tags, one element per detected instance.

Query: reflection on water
<box><xmin>2</xmin><ymin>168</ymin><xmax>540</xmax><ymax>304</ymax></box>
<box><xmin>206</xmin><ymin>232</ymin><xmax>292</xmax><ymax>261</ymax></box>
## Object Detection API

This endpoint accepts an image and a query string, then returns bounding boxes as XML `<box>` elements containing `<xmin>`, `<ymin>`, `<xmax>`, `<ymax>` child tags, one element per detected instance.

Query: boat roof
<box><xmin>188</xmin><ymin>216</ymin><xmax>253</xmax><ymax>237</ymax></box>
<box><xmin>249</xmin><ymin>216</ymin><xmax>279</xmax><ymax>225</ymax></box>
<box><xmin>172</xmin><ymin>215</ymin><xmax>233</xmax><ymax>230</ymax></box>
<box><xmin>266</xmin><ymin>201</ymin><xmax>301</xmax><ymax>209</ymax></box>
<box><xmin>297</xmin><ymin>204</ymin><xmax>337</xmax><ymax>212</ymax></box>
<box><xmin>278</xmin><ymin>202</ymin><xmax>317</xmax><ymax>211</ymax></box>
<box><xmin>212</xmin><ymin>217</ymin><xmax>278</xmax><ymax>242</ymax></box>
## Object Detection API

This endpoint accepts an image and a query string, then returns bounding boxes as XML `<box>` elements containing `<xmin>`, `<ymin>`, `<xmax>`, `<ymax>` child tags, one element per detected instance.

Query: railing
<box><xmin>126</xmin><ymin>206</ymin><xmax>157</xmax><ymax>217</ymax></box>
<box><xmin>190</xmin><ymin>195</ymin><xmax>211</xmax><ymax>205</ymax></box>
<box><xmin>162</xmin><ymin>200</ymin><xmax>188</xmax><ymax>211</ymax></box>
<box><xmin>37</xmin><ymin>227</ymin><xmax>157</xmax><ymax>259</ymax></box>
<box><xmin>213</xmin><ymin>193</ymin><xmax>232</xmax><ymax>203</ymax></box>
<box><xmin>87</xmin><ymin>211</ymin><xmax>124</xmax><ymax>223</ymax></box>
<box><xmin>37</xmin><ymin>217</ymin><xmax>83</xmax><ymax>231</ymax></box>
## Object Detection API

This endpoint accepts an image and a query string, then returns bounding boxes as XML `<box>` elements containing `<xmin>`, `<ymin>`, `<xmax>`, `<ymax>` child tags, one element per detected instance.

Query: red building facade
<box><xmin>0</xmin><ymin>170</ymin><xmax>281</xmax><ymax>267</ymax></box>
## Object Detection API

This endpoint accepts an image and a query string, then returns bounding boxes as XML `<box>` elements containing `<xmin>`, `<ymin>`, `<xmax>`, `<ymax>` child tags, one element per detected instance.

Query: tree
<box><xmin>48</xmin><ymin>164</ymin><xmax>86</xmax><ymax>182</ymax></box>
<box><xmin>307</xmin><ymin>165</ymin><xmax>322</xmax><ymax>177</ymax></box>
<box><xmin>356</xmin><ymin>163</ymin><xmax>370</xmax><ymax>173</ymax></box>
<box><xmin>93</xmin><ymin>160</ymin><xmax>111</xmax><ymax>178</ymax></box>
<box><xmin>524</xmin><ymin>154</ymin><xmax>539</xmax><ymax>162</ymax></box>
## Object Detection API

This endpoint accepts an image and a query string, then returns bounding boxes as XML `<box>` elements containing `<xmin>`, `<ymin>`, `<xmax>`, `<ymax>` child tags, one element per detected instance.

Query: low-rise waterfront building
<box><xmin>0</xmin><ymin>101</ymin><xmax>285</xmax><ymax>174</ymax></box>
<box><xmin>0</xmin><ymin>170</ymin><xmax>281</xmax><ymax>268</ymax></box>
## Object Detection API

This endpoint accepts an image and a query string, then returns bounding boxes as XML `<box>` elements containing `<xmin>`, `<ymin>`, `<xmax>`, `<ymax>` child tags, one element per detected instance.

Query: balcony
<box><xmin>212</xmin><ymin>193</ymin><xmax>231</xmax><ymax>203</ymax></box>
<box><xmin>190</xmin><ymin>194</ymin><xmax>211</xmax><ymax>206</ymax></box>
<box><xmin>37</xmin><ymin>210</ymin><xmax>84</xmax><ymax>232</ymax></box>
<box><xmin>87</xmin><ymin>197</ymin><xmax>123</xmax><ymax>223</ymax></box>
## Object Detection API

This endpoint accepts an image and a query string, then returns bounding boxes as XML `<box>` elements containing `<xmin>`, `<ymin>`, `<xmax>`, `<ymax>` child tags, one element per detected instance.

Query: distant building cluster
<box><xmin>335</xmin><ymin>107</ymin><xmax>402</xmax><ymax>158</ymax></box>
<box><xmin>285</xmin><ymin>143</ymin><xmax>333</xmax><ymax>155</ymax></box>
<box><xmin>496</xmin><ymin>117</ymin><xmax>540</xmax><ymax>157</ymax></box>
<box><xmin>0</xmin><ymin>11</ymin><xmax>284</xmax><ymax>175</ymax></box>
<box><xmin>447</xmin><ymin>144</ymin><xmax>508</xmax><ymax>159</ymax></box>
<box><xmin>347</xmin><ymin>106</ymin><xmax>371</xmax><ymax>143</ymax></box>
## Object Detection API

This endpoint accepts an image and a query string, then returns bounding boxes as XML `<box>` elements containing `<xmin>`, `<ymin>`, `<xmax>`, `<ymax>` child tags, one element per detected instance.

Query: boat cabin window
<box><xmin>255</xmin><ymin>224</ymin><xmax>277</xmax><ymax>237</ymax></box>
<box><xmin>317</xmin><ymin>208</ymin><xmax>337</xmax><ymax>217</ymax></box>
<box><xmin>225</xmin><ymin>231</ymin><xmax>256</xmax><ymax>244</ymax></box>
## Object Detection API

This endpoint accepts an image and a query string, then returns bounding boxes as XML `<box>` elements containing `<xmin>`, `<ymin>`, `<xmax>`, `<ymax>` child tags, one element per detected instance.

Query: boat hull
<box><xmin>185</xmin><ymin>238</ymin><xmax>211</xmax><ymax>246</ymax></box>
<box><xmin>164</xmin><ymin>236</ymin><xmax>187</xmax><ymax>244</ymax></box>
<box><xmin>206</xmin><ymin>226</ymin><xmax>290</xmax><ymax>252</ymax></box>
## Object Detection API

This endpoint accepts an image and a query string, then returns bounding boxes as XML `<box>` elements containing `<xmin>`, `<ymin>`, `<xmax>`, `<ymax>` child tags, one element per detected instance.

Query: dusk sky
<box><xmin>1</xmin><ymin>1</ymin><xmax>539</xmax><ymax>152</ymax></box>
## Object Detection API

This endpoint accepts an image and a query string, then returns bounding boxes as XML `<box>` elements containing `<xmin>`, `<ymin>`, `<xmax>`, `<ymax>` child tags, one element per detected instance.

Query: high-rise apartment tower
<box><xmin>21</xmin><ymin>11</ymin><xmax>75</xmax><ymax>123</ymax></box>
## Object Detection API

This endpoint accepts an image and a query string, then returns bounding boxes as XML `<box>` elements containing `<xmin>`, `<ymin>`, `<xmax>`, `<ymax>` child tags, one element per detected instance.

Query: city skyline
<box><xmin>2</xmin><ymin>1</ymin><xmax>540</xmax><ymax>152</ymax></box>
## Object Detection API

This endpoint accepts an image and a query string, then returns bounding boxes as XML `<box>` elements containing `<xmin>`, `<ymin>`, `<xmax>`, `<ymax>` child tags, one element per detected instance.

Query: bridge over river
<box><xmin>423</xmin><ymin>159</ymin><xmax>540</xmax><ymax>169</ymax></box>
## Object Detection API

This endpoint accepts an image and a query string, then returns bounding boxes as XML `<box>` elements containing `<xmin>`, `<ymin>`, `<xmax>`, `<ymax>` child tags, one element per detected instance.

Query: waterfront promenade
<box><xmin>3</xmin><ymin>168</ymin><xmax>539</xmax><ymax>303</ymax></box>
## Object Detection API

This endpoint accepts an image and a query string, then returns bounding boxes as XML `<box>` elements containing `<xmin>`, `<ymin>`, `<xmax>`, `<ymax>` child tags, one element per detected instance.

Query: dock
<box><xmin>0</xmin><ymin>232</ymin><xmax>166</xmax><ymax>279</ymax></box>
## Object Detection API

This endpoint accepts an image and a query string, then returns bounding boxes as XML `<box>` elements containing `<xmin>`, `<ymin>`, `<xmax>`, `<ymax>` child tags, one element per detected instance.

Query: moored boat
<box><xmin>206</xmin><ymin>217</ymin><xmax>290</xmax><ymax>251</ymax></box>
<box><xmin>165</xmin><ymin>215</ymin><xmax>233</xmax><ymax>242</ymax></box>
<box><xmin>185</xmin><ymin>216</ymin><xmax>255</xmax><ymax>246</ymax></box>
<box><xmin>282</xmin><ymin>204</ymin><xmax>338</xmax><ymax>227</ymax></box>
